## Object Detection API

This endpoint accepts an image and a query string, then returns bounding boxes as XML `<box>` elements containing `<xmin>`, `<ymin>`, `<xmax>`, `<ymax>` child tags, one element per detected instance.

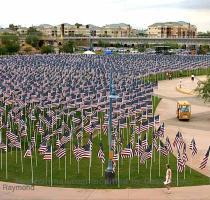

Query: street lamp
<box><xmin>105</xmin><ymin>70</ymin><xmax>118</xmax><ymax>184</ymax></box>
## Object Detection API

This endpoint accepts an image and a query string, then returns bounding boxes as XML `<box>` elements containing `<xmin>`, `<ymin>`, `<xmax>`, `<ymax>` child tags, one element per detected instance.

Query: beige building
<box><xmin>148</xmin><ymin>21</ymin><xmax>197</xmax><ymax>38</ymax></box>
<box><xmin>35</xmin><ymin>23</ymin><xmax>138</xmax><ymax>38</ymax></box>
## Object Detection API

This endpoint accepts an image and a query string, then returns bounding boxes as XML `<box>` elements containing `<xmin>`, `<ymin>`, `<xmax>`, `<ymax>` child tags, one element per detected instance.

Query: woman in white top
<box><xmin>164</xmin><ymin>164</ymin><xmax>172</xmax><ymax>193</ymax></box>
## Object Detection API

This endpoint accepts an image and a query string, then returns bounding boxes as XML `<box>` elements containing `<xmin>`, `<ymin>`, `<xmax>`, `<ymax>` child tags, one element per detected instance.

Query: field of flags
<box><xmin>0</xmin><ymin>54</ymin><xmax>209</xmax><ymax>188</ymax></box>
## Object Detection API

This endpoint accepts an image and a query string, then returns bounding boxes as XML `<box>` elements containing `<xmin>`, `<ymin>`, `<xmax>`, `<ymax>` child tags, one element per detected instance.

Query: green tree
<box><xmin>9</xmin><ymin>24</ymin><xmax>18</xmax><ymax>31</ymax></box>
<box><xmin>164</xmin><ymin>42</ymin><xmax>179</xmax><ymax>49</ymax></box>
<box><xmin>75</xmin><ymin>23</ymin><xmax>82</xmax><ymax>28</ymax></box>
<box><xmin>195</xmin><ymin>76</ymin><xmax>210</xmax><ymax>102</ymax></box>
<box><xmin>0</xmin><ymin>46</ymin><xmax>7</xmax><ymax>55</ymax></box>
<box><xmin>41</xmin><ymin>45</ymin><xmax>54</xmax><ymax>54</ymax></box>
<box><xmin>115</xmin><ymin>43</ymin><xmax>122</xmax><ymax>48</ymax></box>
<box><xmin>60</xmin><ymin>41</ymin><xmax>75</xmax><ymax>53</ymax></box>
<box><xmin>27</xmin><ymin>27</ymin><xmax>42</xmax><ymax>36</ymax></box>
<box><xmin>0</xmin><ymin>34</ymin><xmax>20</xmax><ymax>54</ymax></box>
<box><xmin>26</xmin><ymin>35</ymin><xmax>40</xmax><ymax>48</ymax></box>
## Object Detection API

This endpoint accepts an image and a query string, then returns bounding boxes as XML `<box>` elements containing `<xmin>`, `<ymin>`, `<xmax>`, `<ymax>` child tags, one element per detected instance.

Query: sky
<box><xmin>0</xmin><ymin>0</ymin><xmax>210</xmax><ymax>31</ymax></box>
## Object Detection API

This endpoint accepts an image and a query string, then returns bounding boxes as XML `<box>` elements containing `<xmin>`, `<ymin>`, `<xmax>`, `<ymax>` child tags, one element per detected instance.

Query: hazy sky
<box><xmin>0</xmin><ymin>0</ymin><xmax>210</xmax><ymax>31</ymax></box>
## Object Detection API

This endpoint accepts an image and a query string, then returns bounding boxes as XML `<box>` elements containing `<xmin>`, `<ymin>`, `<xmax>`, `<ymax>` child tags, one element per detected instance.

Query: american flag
<box><xmin>156</xmin><ymin>123</ymin><xmax>165</xmax><ymax>138</ymax></box>
<box><xmin>120</xmin><ymin>143</ymin><xmax>133</xmax><ymax>159</ymax></box>
<box><xmin>173</xmin><ymin>131</ymin><xmax>184</xmax><ymax>150</ymax></box>
<box><xmin>38</xmin><ymin>142</ymin><xmax>47</xmax><ymax>154</ymax></box>
<box><xmin>199</xmin><ymin>146</ymin><xmax>210</xmax><ymax>170</ymax></box>
<box><xmin>140</xmin><ymin>120</ymin><xmax>149</xmax><ymax>133</ymax></box>
<box><xmin>158</xmin><ymin>140</ymin><xmax>168</xmax><ymax>157</ymax></box>
<box><xmin>155</xmin><ymin>115</ymin><xmax>160</xmax><ymax>124</ymax></box>
<box><xmin>43</xmin><ymin>146</ymin><xmax>52</xmax><ymax>160</ymax></box>
<box><xmin>60</xmin><ymin>131</ymin><xmax>71</xmax><ymax>145</ymax></box>
<box><xmin>189</xmin><ymin>138</ymin><xmax>197</xmax><ymax>156</ymax></box>
<box><xmin>97</xmin><ymin>143</ymin><xmax>105</xmax><ymax>163</ymax></box>
<box><xmin>152</xmin><ymin>133</ymin><xmax>158</xmax><ymax>150</ymax></box>
<box><xmin>55</xmin><ymin>144</ymin><xmax>66</xmax><ymax>158</ymax></box>
<box><xmin>56</xmin><ymin>138</ymin><xmax>62</xmax><ymax>148</ymax></box>
<box><xmin>134</xmin><ymin>139</ymin><xmax>144</xmax><ymax>156</ymax></box>
<box><xmin>84</xmin><ymin>122</ymin><xmax>95</xmax><ymax>134</ymax></box>
<box><xmin>6</xmin><ymin>130</ymin><xmax>18</xmax><ymax>141</ymax></box>
<box><xmin>165</xmin><ymin>136</ymin><xmax>173</xmax><ymax>153</ymax></box>
<box><xmin>177</xmin><ymin>150</ymin><xmax>184</xmax><ymax>172</ymax></box>
<box><xmin>24</xmin><ymin>145</ymin><xmax>32</xmax><ymax>157</ymax></box>
<box><xmin>135</xmin><ymin>125</ymin><xmax>140</xmax><ymax>135</ymax></box>
<box><xmin>79</xmin><ymin>144</ymin><xmax>91</xmax><ymax>159</ymax></box>
<box><xmin>140</xmin><ymin>145</ymin><xmax>152</xmax><ymax>164</ymax></box>
<box><xmin>73</xmin><ymin>144</ymin><xmax>82</xmax><ymax>161</ymax></box>
<box><xmin>0</xmin><ymin>142</ymin><xmax>7</xmax><ymax>151</ymax></box>
<box><xmin>31</xmin><ymin>136</ymin><xmax>35</xmax><ymax>150</ymax></box>
<box><xmin>182</xmin><ymin>143</ymin><xmax>188</xmax><ymax>165</ymax></box>
<box><xmin>141</xmin><ymin>134</ymin><xmax>148</xmax><ymax>149</ymax></box>
<box><xmin>112</xmin><ymin>149</ymin><xmax>119</xmax><ymax>162</ymax></box>
<box><xmin>148</xmin><ymin>117</ymin><xmax>155</xmax><ymax>128</ymax></box>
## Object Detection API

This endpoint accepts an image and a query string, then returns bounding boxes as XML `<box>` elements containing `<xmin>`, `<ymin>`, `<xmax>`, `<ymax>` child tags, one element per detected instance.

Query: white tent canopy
<box><xmin>83</xmin><ymin>50</ymin><xmax>96</xmax><ymax>55</ymax></box>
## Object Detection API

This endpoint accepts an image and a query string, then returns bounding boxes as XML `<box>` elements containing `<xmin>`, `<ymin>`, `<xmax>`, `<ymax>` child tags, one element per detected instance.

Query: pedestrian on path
<box><xmin>164</xmin><ymin>164</ymin><xmax>172</xmax><ymax>193</ymax></box>
<box><xmin>191</xmin><ymin>74</ymin><xmax>195</xmax><ymax>81</ymax></box>
<box><xmin>179</xmin><ymin>78</ymin><xmax>182</xmax><ymax>88</ymax></box>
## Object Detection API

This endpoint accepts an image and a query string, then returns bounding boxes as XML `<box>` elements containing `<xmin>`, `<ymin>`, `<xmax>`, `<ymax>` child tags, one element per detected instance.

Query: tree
<box><xmin>164</xmin><ymin>42</ymin><xmax>179</xmax><ymax>49</ymax></box>
<box><xmin>0</xmin><ymin>46</ymin><xmax>7</xmax><ymax>55</ymax></box>
<box><xmin>9</xmin><ymin>24</ymin><xmax>18</xmax><ymax>31</ymax></box>
<box><xmin>195</xmin><ymin>76</ymin><xmax>210</xmax><ymax>102</ymax></box>
<box><xmin>26</xmin><ymin>35</ymin><xmax>40</xmax><ymax>48</ymax></box>
<box><xmin>0</xmin><ymin>34</ymin><xmax>20</xmax><ymax>54</ymax></box>
<box><xmin>41</xmin><ymin>45</ymin><xmax>55</xmax><ymax>54</ymax></box>
<box><xmin>60</xmin><ymin>41</ymin><xmax>75</xmax><ymax>53</ymax></box>
<box><xmin>75</xmin><ymin>23</ymin><xmax>82</xmax><ymax>28</ymax></box>
<box><xmin>27</xmin><ymin>27</ymin><xmax>42</xmax><ymax>36</ymax></box>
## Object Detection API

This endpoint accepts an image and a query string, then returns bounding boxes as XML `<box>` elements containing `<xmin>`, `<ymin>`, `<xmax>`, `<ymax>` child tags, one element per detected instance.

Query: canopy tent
<box><xmin>104</xmin><ymin>49</ymin><xmax>113</xmax><ymax>55</ymax></box>
<box><xmin>83</xmin><ymin>50</ymin><xmax>96</xmax><ymax>55</ymax></box>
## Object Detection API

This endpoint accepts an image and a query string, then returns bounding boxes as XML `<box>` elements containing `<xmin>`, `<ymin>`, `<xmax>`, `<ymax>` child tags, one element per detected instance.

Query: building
<box><xmin>34</xmin><ymin>23</ymin><xmax>138</xmax><ymax>38</ymax></box>
<box><xmin>17</xmin><ymin>26</ymin><xmax>28</xmax><ymax>35</ymax></box>
<box><xmin>148</xmin><ymin>21</ymin><xmax>197</xmax><ymax>38</ymax></box>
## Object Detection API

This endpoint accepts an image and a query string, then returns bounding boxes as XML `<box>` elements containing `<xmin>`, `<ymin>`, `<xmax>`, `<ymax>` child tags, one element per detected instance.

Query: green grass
<box><xmin>144</xmin><ymin>67</ymin><xmax>210</xmax><ymax>82</ymax></box>
<box><xmin>0</xmin><ymin>96</ymin><xmax>209</xmax><ymax>188</ymax></box>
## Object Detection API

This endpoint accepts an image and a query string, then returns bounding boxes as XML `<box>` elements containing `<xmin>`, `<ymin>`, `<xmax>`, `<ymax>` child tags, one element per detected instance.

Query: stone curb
<box><xmin>176</xmin><ymin>86</ymin><xmax>196</xmax><ymax>95</ymax></box>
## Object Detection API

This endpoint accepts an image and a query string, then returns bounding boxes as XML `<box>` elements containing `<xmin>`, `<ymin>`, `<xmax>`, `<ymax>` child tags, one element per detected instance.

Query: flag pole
<box><xmin>177</xmin><ymin>155</ymin><xmax>179</xmax><ymax>187</ymax></box>
<box><xmin>101</xmin><ymin>162</ymin><xmax>103</xmax><ymax>177</ymax></box>
<box><xmin>78</xmin><ymin>160</ymin><xmax>80</xmax><ymax>174</ymax></box>
<box><xmin>65</xmin><ymin>153</ymin><xmax>67</xmax><ymax>181</ymax></box>
<box><xmin>46</xmin><ymin>160</ymin><xmax>47</xmax><ymax>179</ymax></box>
<box><xmin>6</xmin><ymin>135</ymin><xmax>8</xmax><ymax>179</ymax></box>
<box><xmin>20</xmin><ymin>137</ymin><xmax>24</xmax><ymax>173</ymax></box>
<box><xmin>129</xmin><ymin>156</ymin><xmax>131</xmax><ymax>181</ymax></box>
<box><xmin>118</xmin><ymin>144</ymin><xmax>120</xmax><ymax>188</ymax></box>
<box><xmin>51</xmin><ymin>145</ymin><xmax>53</xmax><ymax>187</ymax></box>
<box><xmin>0</xmin><ymin>149</ymin><xmax>2</xmax><ymax>170</ymax></box>
<box><xmin>150</xmin><ymin>143</ymin><xmax>153</xmax><ymax>183</ymax></box>
<box><xmin>0</xmin><ymin>130</ymin><xmax>2</xmax><ymax>170</ymax></box>
<box><xmin>34</xmin><ymin>130</ymin><xmax>38</xmax><ymax>167</ymax></box>
<box><xmin>138</xmin><ymin>134</ymin><xmax>140</xmax><ymax>174</ymax></box>
<box><xmin>30</xmin><ymin>148</ymin><xmax>34</xmax><ymax>184</ymax></box>
<box><xmin>159</xmin><ymin>139</ymin><xmax>161</xmax><ymax>177</ymax></box>
<box><xmin>89</xmin><ymin>152</ymin><xmax>91</xmax><ymax>184</ymax></box>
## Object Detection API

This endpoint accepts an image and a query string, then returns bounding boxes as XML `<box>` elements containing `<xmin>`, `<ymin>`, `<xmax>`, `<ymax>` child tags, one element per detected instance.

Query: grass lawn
<box><xmin>0</xmin><ymin>96</ymin><xmax>209</xmax><ymax>188</ymax></box>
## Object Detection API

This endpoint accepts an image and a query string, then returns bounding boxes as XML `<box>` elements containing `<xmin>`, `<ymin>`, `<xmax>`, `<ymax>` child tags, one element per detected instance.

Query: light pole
<box><xmin>105</xmin><ymin>70</ymin><xmax>118</xmax><ymax>184</ymax></box>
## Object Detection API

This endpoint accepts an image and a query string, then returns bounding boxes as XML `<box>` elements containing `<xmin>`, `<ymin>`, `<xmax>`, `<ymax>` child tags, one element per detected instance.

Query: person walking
<box><xmin>191</xmin><ymin>74</ymin><xmax>195</xmax><ymax>81</ymax></box>
<box><xmin>164</xmin><ymin>164</ymin><xmax>172</xmax><ymax>193</ymax></box>
<box><xmin>179</xmin><ymin>78</ymin><xmax>182</xmax><ymax>88</ymax></box>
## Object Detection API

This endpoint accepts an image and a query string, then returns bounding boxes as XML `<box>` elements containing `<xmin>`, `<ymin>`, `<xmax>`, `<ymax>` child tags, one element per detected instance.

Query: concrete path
<box><xmin>154</xmin><ymin>76</ymin><xmax>210</xmax><ymax>177</ymax></box>
<box><xmin>1</xmin><ymin>76</ymin><xmax>210</xmax><ymax>200</ymax></box>
<box><xmin>0</xmin><ymin>181</ymin><xmax>210</xmax><ymax>200</ymax></box>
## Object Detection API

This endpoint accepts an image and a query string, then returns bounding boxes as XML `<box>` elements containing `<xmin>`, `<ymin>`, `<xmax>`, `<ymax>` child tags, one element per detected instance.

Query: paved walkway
<box><xmin>0</xmin><ymin>181</ymin><xmax>210</xmax><ymax>200</ymax></box>
<box><xmin>154</xmin><ymin>76</ymin><xmax>210</xmax><ymax>177</ymax></box>
<box><xmin>1</xmin><ymin>76</ymin><xmax>210</xmax><ymax>200</ymax></box>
